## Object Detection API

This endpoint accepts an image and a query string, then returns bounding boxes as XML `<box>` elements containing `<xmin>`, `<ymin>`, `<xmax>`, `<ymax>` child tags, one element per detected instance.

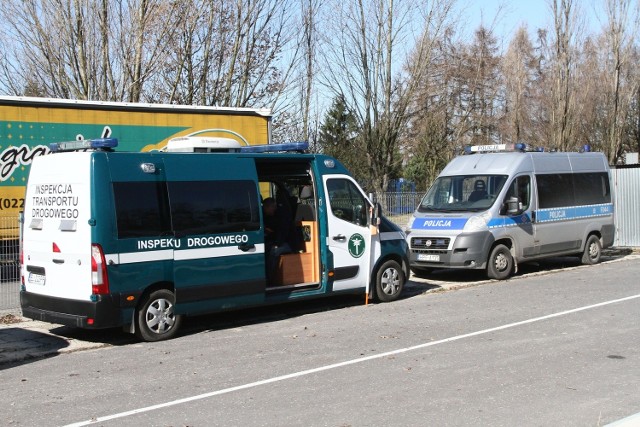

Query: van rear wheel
<box><xmin>487</xmin><ymin>244</ymin><xmax>513</xmax><ymax>280</ymax></box>
<box><xmin>135</xmin><ymin>289</ymin><xmax>182</xmax><ymax>342</ymax></box>
<box><xmin>375</xmin><ymin>260</ymin><xmax>405</xmax><ymax>302</ymax></box>
<box><xmin>581</xmin><ymin>235</ymin><xmax>602</xmax><ymax>265</ymax></box>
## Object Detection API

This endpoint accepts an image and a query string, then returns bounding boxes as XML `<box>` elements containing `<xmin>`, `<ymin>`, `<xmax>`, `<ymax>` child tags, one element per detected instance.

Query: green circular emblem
<box><xmin>348</xmin><ymin>233</ymin><xmax>366</xmax><ymax>258</ymax></box>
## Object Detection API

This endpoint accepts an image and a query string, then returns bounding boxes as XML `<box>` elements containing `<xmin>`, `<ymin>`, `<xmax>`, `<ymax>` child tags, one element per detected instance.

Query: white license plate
<box><xmin>417</xmin><ymin>254</ymin><xmax>440</xmax><ymax>262</ymax></box>
<box><xmin>28</xmin><ymin>273</ymin><xmax>46</xmax><ymax>286</ymax></box>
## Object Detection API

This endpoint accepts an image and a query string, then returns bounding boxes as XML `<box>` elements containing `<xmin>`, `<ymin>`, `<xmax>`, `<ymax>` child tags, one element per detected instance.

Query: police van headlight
<box><xmin>405</xmin><ymin>216</ymin><xmax>415</xmax><ymax>234</ymax></box>
<box><xmin>464</xmin><ymin>212</ymin><xmax>491</xmax><ymax>232</ymax></box>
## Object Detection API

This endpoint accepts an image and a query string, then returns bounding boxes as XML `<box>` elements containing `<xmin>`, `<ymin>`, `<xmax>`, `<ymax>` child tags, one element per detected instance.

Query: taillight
<box><xmin>91</xmin><ymin>244</ymin><xmax>110</xmax><ymax>295</ymax></box>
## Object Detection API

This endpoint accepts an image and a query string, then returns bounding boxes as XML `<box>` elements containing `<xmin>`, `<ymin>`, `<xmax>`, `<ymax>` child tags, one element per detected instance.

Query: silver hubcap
<box><xmin>494</xmin><ymin>253</ymin><xmax>509</xmax><ymax>271</ymax></box>
<box><xmin>589</xmin><ymin>242</ymin><xmax>598</xmax><ymax>258</ymax></box>
<box><xmin>380</xmin><ymin>267</ymin><xmax>400</xmax><ymax>295</ymax></box>
<box><xmin>145</xmin><ymin>298</ymin><xmax>176</xmax><ymax>334</ymax></box>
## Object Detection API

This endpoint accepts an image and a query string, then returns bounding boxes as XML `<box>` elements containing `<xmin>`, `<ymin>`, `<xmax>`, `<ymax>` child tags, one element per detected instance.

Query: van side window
<box><xmin>168</xmin><ymin>180</ymin><xmax>260</xmax><ymax>234</ymax></box>
<box><xmin>503</xmin><ymin>175</ymin><xmax>531</xmax><ymax>212</ymax></box>
<box><xmin>573</xmin><ymin>173</ymin><xmax>611</xmax><ymax>205</ymax></box>
<box><xmin>326</xmin><ymin>178</ymin><xmax>368</xmax><ymax>226</ymax></box>
<box><xmin>536</xmin><ymin>174</ymin><xmax>576</xmax><ymax>209</ymax></box>
<box><xmin>113</xmin><ymin>182</ymin><xmax>171</xmax><ymax>238</ymax></box>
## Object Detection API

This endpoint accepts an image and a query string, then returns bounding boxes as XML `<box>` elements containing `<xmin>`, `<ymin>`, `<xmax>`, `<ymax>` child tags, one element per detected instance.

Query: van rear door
<box><xmin>22</xmin><ymin>153</ymin><xmax>93</xmax><ymax>301</ymax></box>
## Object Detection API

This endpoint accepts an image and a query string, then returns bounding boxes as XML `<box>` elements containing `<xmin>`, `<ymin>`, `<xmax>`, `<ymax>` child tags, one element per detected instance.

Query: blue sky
<box><xmin>458</xmin><ymin>0</ymin><xmax>604</xmax><ymax>46</ymax></box>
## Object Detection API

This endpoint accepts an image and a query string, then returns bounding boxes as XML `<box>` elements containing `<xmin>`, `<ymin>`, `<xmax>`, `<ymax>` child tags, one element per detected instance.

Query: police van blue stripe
<box><xmin>535</xmin><ymin>203</ymin><xmax>614</xmax><ymax>223</ymax></box>
<box><xmin>411</xmin><ymin>218</ymin><xmax>468</xmax><ymax>230</ymax></box>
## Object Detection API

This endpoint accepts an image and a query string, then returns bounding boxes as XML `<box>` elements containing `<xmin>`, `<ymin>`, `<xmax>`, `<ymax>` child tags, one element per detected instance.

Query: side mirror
<box><xmin>506</xmin><ymin>197</ymin><xmax>520</xmax><ymax>215</ymax></box>
<box><xmin>370</xmin><ymin>202</ymin><xmax>382</xmax><ymax>227</ymax></box>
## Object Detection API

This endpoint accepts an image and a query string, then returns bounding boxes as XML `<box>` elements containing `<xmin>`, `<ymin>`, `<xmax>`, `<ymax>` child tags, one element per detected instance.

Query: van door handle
<box><xmin>333</xmin><ymin>234</ymin><xmax>346</xmax><ymax>242</ymax></box>
<box><xmin>238</xmin><ymin>243</ymin><xmax>255</xmax><ymax>252</ymax></box>
<box><xmin>52</xmin><ymin>258</ymin><xmax>64</xmax><ymax>264</ymax></box>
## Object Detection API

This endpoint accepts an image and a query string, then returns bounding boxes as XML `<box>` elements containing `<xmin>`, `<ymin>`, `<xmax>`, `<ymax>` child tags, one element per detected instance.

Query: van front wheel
<box><xmin>135</xmin><ymin>289</ymin><xmax>183</xmax><ymax>342</ymax></box>
<box><xmin>581</xmin><ymin>235</ymin><xmax>602</xmax><ymax>265</ymax></box>
<box><xmin>487</xmin><ymin>244</ymin><xmax>513</xmax><ymax>280</ymax></box>
<box><xmin>375</xmin><ymin>260</ymin><xmax>405</xmax><ymax>302</ymax></box>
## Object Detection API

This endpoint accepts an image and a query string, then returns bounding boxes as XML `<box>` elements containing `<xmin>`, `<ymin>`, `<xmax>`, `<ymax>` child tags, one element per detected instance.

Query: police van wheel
<box><xmin>135</xmin><ymin>289</ymin><xmax>183</xmax><ymax>342</ymax></box>
<box><xmin>375</xmin><ymin>260</ymin><xmax>404</xmax><ymax>302</ymax></box>
<box><xmin>581</xmin><ymin>235</ymin><xmax>602</xmax><ymax>265</ymax></box>
<box><xmin>487</xmin><ymin>244</ymin><xmax>513</xmax><ymax>280</ymax></box>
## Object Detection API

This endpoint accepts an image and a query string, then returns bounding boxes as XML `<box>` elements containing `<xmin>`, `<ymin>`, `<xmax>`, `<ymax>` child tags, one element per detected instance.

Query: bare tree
<box><xmin>321</xmin><ymin>0</ymin><xmax>457</xmax><ymax>193</ymax></box>
<box><xmin>601</xmin><ymin>0</ymin><xmax>638</xmax><ymax>163</ymax></box>
<box><xmin>0</xmin><ymin>0</ymin><xmax>179</xmax><ymax>102</ymax></box>
<box><xmin>548</xmin><ymin>0</ymin><xmax>581</xmax><ymax>151</ymax></box>
<box><xmin>501</xmin><ymin>25</ymin><xmax>538</xmax><ymax>144</ymax></box>
<box><xmin>147</xmin><ymin>0</ymin><xmax>298</xmax><ymax>110</ymax></box>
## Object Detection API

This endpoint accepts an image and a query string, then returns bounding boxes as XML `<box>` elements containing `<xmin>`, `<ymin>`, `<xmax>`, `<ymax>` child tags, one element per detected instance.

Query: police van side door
<box><xmin>323</xmin><ymin>175</ymin><xmax>372</xmax><ymax>292</ymax></box>
<box><xmin>499</xmin><ymin>174</ymin><xmax>536</xmax><ymax>259</ymax></box>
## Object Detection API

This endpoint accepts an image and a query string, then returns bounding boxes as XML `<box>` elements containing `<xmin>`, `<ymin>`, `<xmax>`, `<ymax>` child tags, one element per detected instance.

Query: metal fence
<box><xmin>374</xmin><ymin>191</ymin><xmax>423</xmax><ymax>229</ymax></box>
<box><xmin>612</xmin><ymin>167</ymin><xmax>640</xmax><ymax>247</ymax></box>
<box><xmin>1</xmin><ymin>214</ymin><xmax>20</xmax><ymax>313</ymax></box>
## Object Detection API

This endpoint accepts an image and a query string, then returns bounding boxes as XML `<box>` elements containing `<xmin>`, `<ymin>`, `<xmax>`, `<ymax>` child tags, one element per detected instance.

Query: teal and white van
<box><xmin>21</xmin><ymin>138</ymin><xmax>408</xmax><ymax>341</ymax></box>
<box><xmin>406</xmin><ymin>144</ymin><xmax>614</xmax><ymax>280</ymax></box>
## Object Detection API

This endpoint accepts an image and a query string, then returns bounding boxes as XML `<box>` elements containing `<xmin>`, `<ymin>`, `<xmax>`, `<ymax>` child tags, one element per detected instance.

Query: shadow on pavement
<box><xmin>0</xmin><ymin>327</ymin><xmax>69</xmax><ymax>370</ymax></box>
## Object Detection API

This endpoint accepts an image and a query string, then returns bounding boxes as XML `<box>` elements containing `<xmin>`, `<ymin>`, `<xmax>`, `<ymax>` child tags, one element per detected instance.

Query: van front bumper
<box><xmin>20</xmin><ymin>291</ymin><xmax>124</xmax><ymax>329</ymax></box>
<box><xmin>409</xmin><ymin>231</ymin><xmax>495</xmax><ymax>270</ymax></box>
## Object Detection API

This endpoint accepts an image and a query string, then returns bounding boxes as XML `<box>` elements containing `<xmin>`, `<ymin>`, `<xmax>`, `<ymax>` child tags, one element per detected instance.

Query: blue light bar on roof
<box><xmin>49</xmin><ymin>138</ymin><xmax>118</xmax><ymax>152</ymax></box>
<box><xmin>240</xmin><ymin>141</ymin><xmax>309</xmax><ymax>153</ymax></box>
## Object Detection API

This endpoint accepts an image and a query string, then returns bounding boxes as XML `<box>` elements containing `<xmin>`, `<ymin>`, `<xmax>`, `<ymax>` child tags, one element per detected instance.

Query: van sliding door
<box><xmin>163</xmin><ymin>156</ymin><xmax>265</xmax><ymax>312</ymax></box>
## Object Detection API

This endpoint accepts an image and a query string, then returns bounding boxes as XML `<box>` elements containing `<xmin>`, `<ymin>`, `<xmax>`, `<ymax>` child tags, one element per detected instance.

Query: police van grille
<box><xmin>411</xmin><ymin>237</ymin><xmax>450</xmax><ymax>250</ymax></box>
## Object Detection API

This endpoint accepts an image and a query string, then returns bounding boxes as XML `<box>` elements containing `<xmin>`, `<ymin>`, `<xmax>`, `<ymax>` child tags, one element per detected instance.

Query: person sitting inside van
<box><xmin>468</xmin><ymin>179</ymin><xmax>488</xmax><ymax>202</ymax></box>
<box><xmin>263</xmin><ymin>197</ymin><xmax>292</xmax><ymax>283</ymax></box>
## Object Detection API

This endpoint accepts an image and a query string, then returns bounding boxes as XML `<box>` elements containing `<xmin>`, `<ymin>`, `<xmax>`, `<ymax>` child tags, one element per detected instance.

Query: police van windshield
<box><xmin>418</xmin><ymin>175</ymin><xmax>508</xmax><ymax>213</ymax></box>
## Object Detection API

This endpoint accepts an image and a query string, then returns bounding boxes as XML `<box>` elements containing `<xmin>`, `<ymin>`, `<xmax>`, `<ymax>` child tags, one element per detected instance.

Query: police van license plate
<box><xmin>28</xmin><ymin>273</ymin><xmax>46</xmax><ymax>286</ymax></box>
<box><xmin>417</xmin><ymin>254</ymin><xmax>440</xmax><ymax>262</ymax></box>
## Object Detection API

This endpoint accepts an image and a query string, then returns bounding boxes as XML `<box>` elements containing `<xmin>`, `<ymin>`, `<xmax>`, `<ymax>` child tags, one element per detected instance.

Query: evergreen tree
<box><xmin>318</xmin><ymin>96</ymin><xmax>368</xmax><ymax>185</ymax></box>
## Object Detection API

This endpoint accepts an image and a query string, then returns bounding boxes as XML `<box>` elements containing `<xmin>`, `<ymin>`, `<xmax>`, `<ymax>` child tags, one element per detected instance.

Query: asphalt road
<box><xmin>1</xmin><ymin>256</ymin><xmax>639</xmax><ymax>427</ymax></box>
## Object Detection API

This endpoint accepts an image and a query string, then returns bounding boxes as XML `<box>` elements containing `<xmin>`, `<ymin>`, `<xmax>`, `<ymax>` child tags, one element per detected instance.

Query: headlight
<box><xmin>405</xmin><ymin>216</ymin><xmax>415</xmax><ymax>234</ymax></box>
<box><xmin>463</xmin><ymin>212</ymin><xmax>491</xmax><ymax>232</ymax></box>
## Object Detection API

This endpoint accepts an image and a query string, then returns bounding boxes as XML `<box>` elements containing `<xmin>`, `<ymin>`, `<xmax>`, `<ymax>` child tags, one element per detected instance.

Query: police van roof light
<box><xmin>466</xmin><ymin>143</ymin><xmax>527</xmax><ymax>154</ymax></box>
<box><xmin>580</xmin><ymin>144</ymin><xmax>591</xmax><ymax>153</ymax></box>
<box><xmin>240</xmin><ymin>141</ymin><xmax>309</xmax><ymax>153</ymax></box>
<box><xmin>50</xmin><ymin>138</ymin><xmax>118</xmax><ymax>152</ymax></box>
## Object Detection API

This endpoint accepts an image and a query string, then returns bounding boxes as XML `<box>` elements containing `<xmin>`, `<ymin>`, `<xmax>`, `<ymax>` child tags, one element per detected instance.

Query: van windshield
<box><xmin>417</xmin><ymin>175</ymin><xmax>508</xmax><ymax>213</ymax></box>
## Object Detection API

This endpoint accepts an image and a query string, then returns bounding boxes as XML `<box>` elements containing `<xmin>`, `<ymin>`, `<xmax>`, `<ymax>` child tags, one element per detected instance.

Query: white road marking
<box><xmin>64</xmin><ymin>293</ymin><xmax>640</xmax><ymax>427</ymax></box>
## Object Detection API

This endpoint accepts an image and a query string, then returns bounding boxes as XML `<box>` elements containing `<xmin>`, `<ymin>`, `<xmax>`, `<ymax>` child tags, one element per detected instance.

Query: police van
<box><xmin>406</xmin><ymin>143</ymin><xmax>614</xmax><ymax>280</ymax></box>
<box><xmin>21</xmin><ymin>138</ymin><xmax>409</xmax><ymax>341</ymax></box>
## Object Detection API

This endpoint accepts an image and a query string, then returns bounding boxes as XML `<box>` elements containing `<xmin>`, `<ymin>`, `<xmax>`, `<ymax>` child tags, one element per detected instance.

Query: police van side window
<box><xmin>503</xmin><ymin>175</ymin><xmax>531</xmax><ymax>213</ymax></box>
<box><xmin>168</xmin><ymin>180</ymin><xmax>260</xmax><ymax>235</ymax></box>
<box><xmin>536</xmin><ymin>174</ymin><xmax>576</xmax><ymax>209</ymax></box>
<box><xmin>113</xmin><ymin>182</ymin><xmax>171</xmax><ymax>238</ymax></box>
<box><xmin>573</xmin><ymin>173</ymin><xmax>611</xmax><ymax>205</ymax></box>
<box><xmin>326</xmin><ymin>178</ymin><xmax>368</xmax><ymax>226</ymax></box>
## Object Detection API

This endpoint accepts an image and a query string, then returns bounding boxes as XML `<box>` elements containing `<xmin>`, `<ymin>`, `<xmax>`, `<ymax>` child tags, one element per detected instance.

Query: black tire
<box><xmin>135</xmin><ymin>289</ymin><xmax>182</xmax><ymax>342</ymax></box>
<box><xmin>410</xmin><ymin>266</ymin><xmax>433</xmax><ymax>278</ymax></box>
<box><xmin>487</xmin><ymin>244</ymin><xmax>513</xmax><ymax>280</ymax></box>
<box><xmin>375</xmin><ymin>260</ymin><xmax>405</xmax><ymax>302</ymax></box>
<box><xmin>581</xmin><ymin>234</ymin><xmax>602</xmax><ymax>265</ymax></box>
